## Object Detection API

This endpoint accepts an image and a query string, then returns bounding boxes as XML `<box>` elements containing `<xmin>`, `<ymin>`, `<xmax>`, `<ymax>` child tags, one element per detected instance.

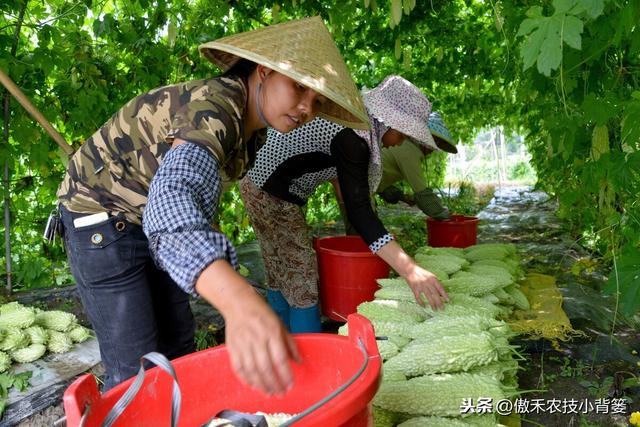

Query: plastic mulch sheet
<box><xmin>508</xmin><ymin>273</ymin><xmax>585</xmax><ymax>345</ymax></box>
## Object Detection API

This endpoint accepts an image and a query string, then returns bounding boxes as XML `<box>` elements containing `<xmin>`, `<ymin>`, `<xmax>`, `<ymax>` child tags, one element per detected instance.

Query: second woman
<box><xmin>240</xmin><ymin>75</ymin><xmax>450</xmax><ymax>333</ymax></box>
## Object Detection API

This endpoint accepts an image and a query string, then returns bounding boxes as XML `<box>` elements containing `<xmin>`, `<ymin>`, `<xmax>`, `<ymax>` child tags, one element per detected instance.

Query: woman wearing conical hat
<box><xmin>240</xmin><ymin>75</ymin><xmax>452</xmax><ymax>333</ymax></box>
<box><xmin>56</xmin><ymin>17</ymin><xmax>366</xmax><ymax>395</ymax></box>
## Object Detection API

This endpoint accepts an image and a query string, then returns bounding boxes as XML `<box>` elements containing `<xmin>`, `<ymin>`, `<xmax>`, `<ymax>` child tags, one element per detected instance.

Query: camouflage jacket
<box><xmin>57</xmin><ymin>76</ymin><xmax>265</xmax><ymax>224</ymax></box>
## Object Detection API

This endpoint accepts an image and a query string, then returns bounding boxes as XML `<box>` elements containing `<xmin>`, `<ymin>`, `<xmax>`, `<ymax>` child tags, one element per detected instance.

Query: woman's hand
<box><xmin>196</xmin><ymin>260</ymin><xmax>300</xmax><ymax>395</ymax></box>
<box><xmin>376</xmin><ymin>240</ymin><xmax>449</xmax><ymax>309</ymax></box>
<box><xmin>223</xmin><ymin>288</ymin><xmax>300</xmax><ymax>395</ymax></box>
<box><xmin>404</xmin><ymin>264</ymin><xmax>449</xmax><ymax>310</ymax></box>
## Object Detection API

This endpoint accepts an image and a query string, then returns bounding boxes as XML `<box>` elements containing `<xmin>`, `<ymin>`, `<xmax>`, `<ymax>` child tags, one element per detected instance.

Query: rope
<box><xmin>101</xmin><ymin>352</ymin><xmax>181</xmax><ymax>427</ymax></box>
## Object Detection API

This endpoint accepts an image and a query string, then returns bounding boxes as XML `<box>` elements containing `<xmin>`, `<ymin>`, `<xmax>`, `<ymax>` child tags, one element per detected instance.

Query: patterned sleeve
<box><xmin>142</xmin><ymin>142</ymin><xmax>238</xmax><ymax>296</ymax></box>
<box><xmin>330</xmin><ymin>128</ymin><xmax>394</xmax><ymax>253</ymax></box>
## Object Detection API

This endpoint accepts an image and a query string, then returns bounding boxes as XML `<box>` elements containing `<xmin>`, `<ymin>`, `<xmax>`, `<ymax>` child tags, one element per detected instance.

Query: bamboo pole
<box><xmin>0</xmin><ymin>68</ymin><xmax>74</xmax><ymax>157</ymax></box>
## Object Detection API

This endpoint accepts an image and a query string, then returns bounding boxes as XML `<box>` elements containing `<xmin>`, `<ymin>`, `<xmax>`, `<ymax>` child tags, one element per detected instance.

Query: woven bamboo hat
<box><xmin>199</xmin><ymin>16</ymin><xmax>369</xmax><ymax>130</ymax></box>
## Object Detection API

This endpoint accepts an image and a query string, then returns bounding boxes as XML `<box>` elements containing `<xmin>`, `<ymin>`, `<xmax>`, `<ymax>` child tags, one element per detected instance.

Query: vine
<box><xmin>0</xmin><ymin>0</ymin><xmax>638</xmax><ymax>316</ymax></box>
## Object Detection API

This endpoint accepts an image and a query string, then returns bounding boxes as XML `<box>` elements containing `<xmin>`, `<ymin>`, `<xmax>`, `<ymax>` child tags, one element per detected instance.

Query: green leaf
<box><xmin>622</xmin><ymin>100</ymin><xmax>640</xmax><ymax>149</ymax></box>
<box><xmin>604</xmin><ymin>245</ymin><xmax>640</xmax><ymax>316</ymax></box>
<box><xmin>537</xmin><ymin>18</ymin><xmax>563</xmax><ymax>76</ymax></box>
<box><xmin>0</xmin><ymin>374</ymin><xmax>13</xmax><ymax>397</ymax></box>
<box><xmin>581</xmin><ymin>94</ymin><xmax>619</xmax><ymax>126</ymax></box>
<box><xmin>609</xmin><ymin>152</ymin><xmax>638</xmax><ymax>193</ymax></box>
<box><xmin>520</xmin><ymin>21</ymin><xmax>546</xmax><ymax>70</ymax></box>
<box><xmin>562</xmin><ymin>76</ymin><xmax>578</xmax><ymax>94</ymax></box>
<box><xmin>553</xmin><ymin>0</ymin><xmax>577</xmax><ymax>14</ymax></box>
<box><xmin>526</xmin><ymin>6</ymin><xmax>544</xmax><ymax>18</ymax></box>
<box><xmin>577</xmin><ymin>0</ymin><xmax>605</xmax><ymax>18</ymax></box>
<box><xmin>93</xmin><ymin>14</ymin><xmax>116</xmax><ymax>38</ymax></box>
<box><xmin>563</xmin><ymin>15</ymin><xmax>583</xmax><ymax>50</ymax></box>
<box><xmin>516</xmin><ymin>18</ymin><xmax>540</xmax><ymax>37</ymax></box>
<box><xmin>615</xmin><ymin>2</ymin><xmax>636</xmax><ymax>43</ymax></box>
<box><xmin>12</xmin><ymin>371</ymin><xmax>32</xmax><ymax>392</ymax></box>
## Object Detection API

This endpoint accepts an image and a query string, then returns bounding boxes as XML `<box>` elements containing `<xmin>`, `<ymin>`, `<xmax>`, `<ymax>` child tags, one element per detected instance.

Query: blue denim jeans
<box><xmin>60</xmin><ymin>206</ymin><xmax>195</xmax><ymax>391</ymax></box>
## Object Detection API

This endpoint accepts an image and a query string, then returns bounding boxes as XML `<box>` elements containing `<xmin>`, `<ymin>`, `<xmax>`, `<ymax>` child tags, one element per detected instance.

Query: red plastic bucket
<box><xmin>315</xmin><ymin>236</ymin><xmax>390</xmax><ymax>321</ymax></box>
<box><xmin>426</xmin><ymin>215</ymin><xmax>479</xmax><ymax>248</ymax></box>
<box><xmin>63</xmin><ymin>314</ymin><xmax>381</xmax><ymax>427</ymax></box>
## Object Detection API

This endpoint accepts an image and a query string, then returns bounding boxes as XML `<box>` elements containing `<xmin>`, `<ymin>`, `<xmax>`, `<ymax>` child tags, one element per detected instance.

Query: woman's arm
<box><xmin>143</xmin><ymin>140</ymin><xmax>298</xmax><ymax>395</ymax></box>
<box><xmin>330</xmin><ymin>130</ymin><xmax>448</xmax><ymax>309</ymax></box>
<box><xmin>196</xmin><ymin>259</ymin><xmax>299</xmax><ymax>395</ymax></box>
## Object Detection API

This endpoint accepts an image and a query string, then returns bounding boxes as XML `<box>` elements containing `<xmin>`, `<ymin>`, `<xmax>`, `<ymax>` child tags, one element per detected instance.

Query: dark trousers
<box><xmin>60</xmin><ymin>206</ymin><xmax>195</xmax><ymax>391</ymax></box>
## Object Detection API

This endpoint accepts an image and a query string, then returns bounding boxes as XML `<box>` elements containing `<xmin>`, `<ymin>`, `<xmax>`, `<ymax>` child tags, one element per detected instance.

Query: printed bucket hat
<box><xmin>361</xmin><ymin>75</ymin><xmax>437</xmax><ymax>150</ymax></box>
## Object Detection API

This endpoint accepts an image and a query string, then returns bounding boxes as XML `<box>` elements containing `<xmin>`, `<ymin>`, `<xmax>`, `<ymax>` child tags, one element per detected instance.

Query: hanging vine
<box><xmin>0</xmin><ymin>0</ymin><xmax>637</xmax><ymax>315</ymax></box>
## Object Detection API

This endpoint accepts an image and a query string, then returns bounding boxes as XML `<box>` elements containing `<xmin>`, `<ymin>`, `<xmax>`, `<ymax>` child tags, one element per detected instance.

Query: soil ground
<box><xmin>6</xmin><ymin>186</ymin><xmax>640</xmax><ymax>426</ymax></box>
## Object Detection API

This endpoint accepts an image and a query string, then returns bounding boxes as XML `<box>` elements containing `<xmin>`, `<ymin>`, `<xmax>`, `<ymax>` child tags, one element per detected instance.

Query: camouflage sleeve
<box><xmin>142</xmin><ymin>142</ymin><xmax>239</xmax><ymax>296</ymax></box>
<box><xmin>168</xmin><ymin>95</ymin><xmax>241</xmax><ymax>165</ymax></box>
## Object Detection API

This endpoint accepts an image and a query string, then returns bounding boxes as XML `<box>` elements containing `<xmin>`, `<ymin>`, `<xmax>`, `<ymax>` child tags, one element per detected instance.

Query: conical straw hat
<box><xmin>199</xmin><ymin>16</ymin><xmax>369</xmax><ymax>130</ymax></box>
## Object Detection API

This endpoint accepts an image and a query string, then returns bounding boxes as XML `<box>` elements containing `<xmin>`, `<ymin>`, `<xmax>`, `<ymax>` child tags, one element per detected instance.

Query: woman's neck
<box><xmin>243</xmin><ymin>71</ymin><xmax>265</xmax><ymax>140</ymax></box>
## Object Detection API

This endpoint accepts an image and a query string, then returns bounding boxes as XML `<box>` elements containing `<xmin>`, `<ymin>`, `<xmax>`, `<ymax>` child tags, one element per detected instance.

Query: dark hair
<box><xmin>222</xmin><ymin>58</ymin><xmax>258</xmax><ymax>80</ymax></box>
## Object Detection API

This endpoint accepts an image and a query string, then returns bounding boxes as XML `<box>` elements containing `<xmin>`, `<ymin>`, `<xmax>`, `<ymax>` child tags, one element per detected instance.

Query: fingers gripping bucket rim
<box><xmin>426</xmin><ymin>214</ymin><xmax>479</xmax><ymax>248</ymax></box>
<box><xmin>63</xmin><ymin>314</ymin><xmax>382</xmax><ymax>427</ymax></box>
<box><xmin>315</xmin><ymin>236</ymin><xmax>390</xmax><ymax>322</ymax></box>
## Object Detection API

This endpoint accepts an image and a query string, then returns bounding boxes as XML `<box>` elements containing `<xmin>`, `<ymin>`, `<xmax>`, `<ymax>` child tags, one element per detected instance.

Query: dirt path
<box><xmin>477</xmin><ymin>187</ymin><xmax>639</xmax><ymax>426</ymax></box>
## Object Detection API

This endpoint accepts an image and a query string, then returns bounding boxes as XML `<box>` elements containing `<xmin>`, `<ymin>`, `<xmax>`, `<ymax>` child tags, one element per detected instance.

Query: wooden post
<box><xmin>0</xmin><ymin>68</ymin><xmax>74</xmax><ymax>157</ymax></box>
<box><xmin>491</xmin><ymin>127</ymin><xmax>502</xmax><ymax>189</ymax></box>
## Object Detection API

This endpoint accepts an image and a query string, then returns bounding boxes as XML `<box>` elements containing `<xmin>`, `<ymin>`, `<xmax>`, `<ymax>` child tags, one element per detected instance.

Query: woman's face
<box><xmin>382</xmin><ymin>129</ymin><xmax>407</xmax><ymax>147</ymax></box>
<box><xmin>259</xmin><ymin>67</ymin><xmax>327</xmax><ymax>133</ymax></box>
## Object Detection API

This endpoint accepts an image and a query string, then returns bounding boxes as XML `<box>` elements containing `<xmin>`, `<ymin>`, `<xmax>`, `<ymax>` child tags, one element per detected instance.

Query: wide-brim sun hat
<box><xmin>199</xmin><ymin>16</ymin><xmax>369</xmax><ymax>130</ymax></box>
<box><xmin>361</xmin><ymin>75</ymin><xmax>440</xmax><ymax>150</ymax></box>
<box><xmin>428</xmin><ymin>111</ymin><xmax>458</xmax><ymax>153</ymax></box>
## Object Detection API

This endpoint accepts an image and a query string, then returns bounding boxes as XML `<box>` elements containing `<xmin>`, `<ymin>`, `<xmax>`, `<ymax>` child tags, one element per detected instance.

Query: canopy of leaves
<box><xmin>1</xmin><ymin>0</ymin><xmax>639</xmax><ymax>312</ymax></box>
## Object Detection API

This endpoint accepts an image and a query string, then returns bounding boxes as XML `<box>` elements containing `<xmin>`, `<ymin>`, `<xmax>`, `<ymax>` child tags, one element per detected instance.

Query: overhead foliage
<box><xmin>0</xmin><ymin>0</ymin><xmax>639</xmax><ymax>314</ymax></box>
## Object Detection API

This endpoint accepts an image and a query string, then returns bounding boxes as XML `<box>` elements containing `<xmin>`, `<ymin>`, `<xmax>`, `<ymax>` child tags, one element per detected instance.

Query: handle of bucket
<box><xmin>101</xmin><ymin>352</ymin><xmax>181</xmax><ymax>427</ymax></box>
<box><xmin>278</xmin><ymin>336</ymin><xmax>369</xmax><ymax>427</ymax></box>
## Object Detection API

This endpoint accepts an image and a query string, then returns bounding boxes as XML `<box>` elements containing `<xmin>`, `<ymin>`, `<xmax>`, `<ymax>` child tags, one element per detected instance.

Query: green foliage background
<box><xmin>1</xmin><ymin>0</ymin><xmax>639</xmax><ymax>313</ymax></box>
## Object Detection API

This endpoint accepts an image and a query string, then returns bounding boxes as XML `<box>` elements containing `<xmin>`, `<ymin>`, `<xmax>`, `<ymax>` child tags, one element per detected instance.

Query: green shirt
<box><xmin>57</xmin><ymin>75</ymin><xmax>265</xmax><ymax>224</ymax></box>
<box><xmin>378</xmin><ymin>140</ymin><xmax>427</xmax><ymax>194</ymax></box>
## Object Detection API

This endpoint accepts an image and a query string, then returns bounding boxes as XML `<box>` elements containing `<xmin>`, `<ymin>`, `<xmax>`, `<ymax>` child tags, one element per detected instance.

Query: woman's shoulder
<box><xmin>330</xmin><ymin>128</ymin><xmax>370</xmax><ymax>163</ymax></box>
<box><xmin>128</xmin><ymin>76</ymin><xmax>246</xmax><ymax>118</ymax></box>
<box><xmin>332</xmin><ymin>127</ymin><xmax>368</xmax><ymax>150</ymax></box>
